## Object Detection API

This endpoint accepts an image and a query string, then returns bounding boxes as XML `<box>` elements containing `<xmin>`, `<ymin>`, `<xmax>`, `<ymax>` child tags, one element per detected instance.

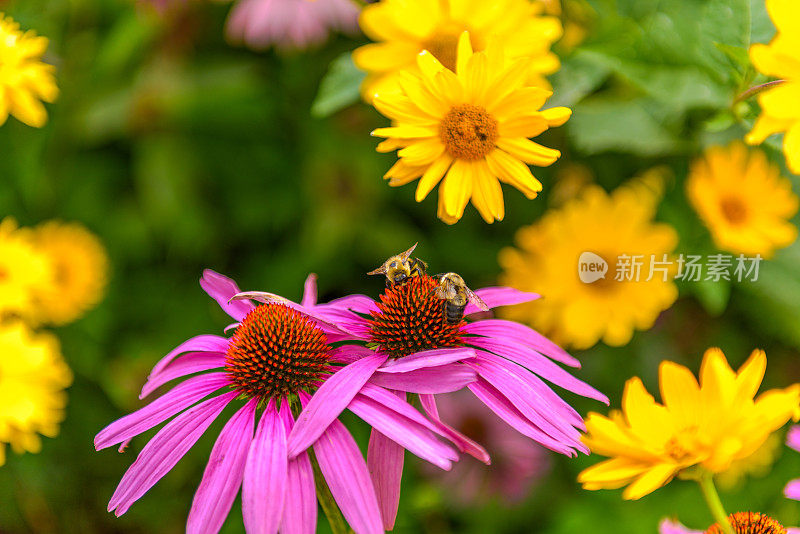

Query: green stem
<box><xmin>697</xmin><ymin>474</ymin><xmax>734</xmax><ymax>534</ymax></box>
<box><xmin>308</xmin><ymin>448</ymin><xmax>352</xmax><ymax>534</ymax></box>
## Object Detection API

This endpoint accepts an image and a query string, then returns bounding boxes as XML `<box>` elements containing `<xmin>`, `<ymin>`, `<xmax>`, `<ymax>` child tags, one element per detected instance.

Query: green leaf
<box><xmin>548</xmin><ymin>50</ymin><xmax>612</xmax><ymax>108</ymax></box>
<box><xmin>311</xmin><ymin>53</ymin><xmax>366</xmax><ymax>118</ymax></box>
<box><xmin>568</xmin><ymin>98</ymin><xmax>685</xmax><ymax>155</ymax></box>
<box><xmin>690</xmin><ymin>279</ymin><xmax>731</xmax><ymax>316</ymax></box>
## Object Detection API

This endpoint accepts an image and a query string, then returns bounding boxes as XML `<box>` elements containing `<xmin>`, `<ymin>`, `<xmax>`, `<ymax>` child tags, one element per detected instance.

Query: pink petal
<box><xmin>287</xmin><ymin>353</ymin><xmax>387</xmax><ymax>458</ymax></box>
<box><xmin>463</xmin><ymin>319</ymin><xmax>580</xmax><ymax>368</ymax></box>
<box><xmin>329</xmin><ymin>345</ymin><xmax>377</xmax><ymax>365</ymax></box>
<box><xmin>302</xmin><ymin>274</ymin><xmax>318</xmax><ymax>307</ymax></box>
<box><xmin>151</xmin><ymin>334</ymin><xmax>230</xmax><ymax>376</ymax></box>
<box><xmin>467</xmin><ymin>358</ymin><xmax>586</xmax><ymax>451</ymax></box>
<box><xmin>140</xmin><ymin>352</ymin><xmax>226</xmax><ymax>399</ymax></box>
<box><xmin>313</xmin><ymin>418</ymin><xmax>383</xmax><ymax>534</ymax></box>
<box><xmin>368</xmin><ymin>428</ymin><xmax>404</xmax><ymax>531</ymax></box>
<box><xmin>418</xmin><ymin>394</ymin><xmax>490</xmax><ymax>464</ymax></box>
<box><xmin>476</xmin><ymin>351</ymin><xmax>585</xmax><ymax>429</ymax></box>
<box><xmin>356</xmin><ymin>383</ymin><xmax>447</xmax><ymax>436</ymax></box>
<box><xmin>468</xmin><ymin>378</ymin><xmax>579</xmax><ymax>456</ymax></box>
<box><xmin>377</xmin><ymin>348</ymin><xmax>476</xmax><ymax>373</ymax></box>
<box><xmin>348</xmin><ymin>392</ymin><xmax>457</xmax><ymax>469</ymax></box>
<box><xmin>471</xmin><ymin>337</ymin><xmax>608</xmax><ymax>403</ymax></box>
<box><xmin>321</xmin><ymin>294</ymin><xmax>379</xmax><ymax>315</ymax></box>
<box><xmin>95</xmin><ymin>372</ymin><xmax>231</xmax><ymax>450</ymax></box>
<box><xmin>466</xmin><ymin>286</ymin><xmax>540</xmax><ymax>314</ymax></box>
<box><xmin>200</xmin><ymin>269</ymin><xmax>254</xmax><ymax>321</ymax></box>
<box><xmin>187</xmin><ymin>399</ymin><xmax>257</xmax><ymax>534</ymax></box>
<box><xmin>243</xmin><ymin>400</ymin><xmax>288</xmax><ymax>534</ymax></box>
<box><xmin>787</xmin><ymin>425</ymin><xmax>800</xmax><ymax>453</ymax></box>
<box><xmin>659</xmin><ymin>519</ymin><xmax>702</xmax><ymax>534</ymax></box>
<box><xmin>368</xmin><ymin>363</ymin><xmax>477</xmax><ymax>393</ymax></box>
<box><xmin>108</xmin><ymin>392</ymin><xmax>237</xmax><ymax>515</ymax></box>
<box><xmin>278</xmin><ymin>402</ymin><xmax>317</xmax><ymax>534</ymax></box>
<box><xmin>786</xmin><ymin>479</ymin><xmax>800</xmax><ymax>500</ymax></box>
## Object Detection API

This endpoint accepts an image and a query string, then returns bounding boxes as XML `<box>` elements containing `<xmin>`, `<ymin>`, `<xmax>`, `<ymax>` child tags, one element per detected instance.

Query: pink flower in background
<box><xmin>428</xmin><ymin>390</ymin><xmax>551</xmax><ymax>504</ymax></box>
<box><xmin>226</xmin><ymin>0</ymin><xmax>359</xmax><ymax>50</ymax></box>
<box><xmin>659</xmin><ymin>519</ymin><xmax>702</xmax><ymax>534</ymax></box>
<box><xmin>95</xmin><ymin>270</ymin><xmax>463</xmax><ymax>534</ymax></box>
<box><xmin>785</xmin><ymin>426</ymin><xmax>800</xmax><ymax>500</ymax></box>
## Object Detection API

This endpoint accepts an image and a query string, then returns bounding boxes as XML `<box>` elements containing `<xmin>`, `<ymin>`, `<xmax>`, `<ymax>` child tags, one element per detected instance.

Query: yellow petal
<box><xmin>456</xmin><ymin>31</ymin><xmax>473</xmax><ymax>78</ymax></box>
<box><xmin>621</xmin><ymin>463</ymin><xmax>678</xmax><ymax>500</ymax></box>
<box><xmin>371</xmin><ymin>125</ymin><xmax>437</xmax><ymax>139</ymax></box>
<box><xmin>441</xmin><ymin>159</ymin><xmax>473</xmax><ymax>219</ymax></box>
<box><xmin>415</xmin><ymin>154</ymin><xmax>453</xmax><ymax>201</ymax></box>
<box><xmin>541</xmin><ymin>106</ymin><xmax>572</xmax><ymax>127</ymax></box>
<box><xmin>659</xmin><ymin>360</ymin><xmax>701</xmax><ymax>428</ymax></box>
<box><xmin>398</xmin><ymin>139</ymin><xmax>446</xmax><ymax>166</ymax></box>
<box><xmin>485</xmin><ymin>148</ymin><xmax>542</xmax><ymax>198</ymax></box>
<box><xmin>784</xmin><ymin>123</ymin><xmax>800</xmax><ymax>175</ymax></box>
<box><xmin>496</xmin><ymin>137</ymin><xmax>561</xmax><ymax>166</ymax></box>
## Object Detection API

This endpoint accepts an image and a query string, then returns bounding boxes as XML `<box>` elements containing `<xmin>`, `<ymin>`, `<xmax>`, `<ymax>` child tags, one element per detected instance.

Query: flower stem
<box><xmin>308</xmin><ymin>449</ymin><xmax>352</xmax><ymax>534</ymax></box>
<box><xmin>697</xmin><ymin>474</ymin><xmax>734</xmax><ymax>534</ymax></box>
<box><xmin>734</xmin><ymin>80</ymin><xmax>785</xmax><ymax>104</ymax></box>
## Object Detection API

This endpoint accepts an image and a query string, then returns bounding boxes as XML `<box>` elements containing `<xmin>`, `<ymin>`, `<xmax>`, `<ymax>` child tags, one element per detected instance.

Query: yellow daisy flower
<box><xmin>578</xmin><ymin>348</ymin><xmax>800</xmax><ymax>500</ymax></box>
<box><xmin>498</xmin><ymin>171</ymin><xmax>677</xmax><ymax>349</ymax></box>
<box><xmin>0</xmin><ymin>217</ymin><xmax>55</xmax><ymax>319</ymax></box>
<box><xmin>0</xmin><ymin>13</ymin><xmax>59</xmax><ymax>128</ymax></box>
<box><xmin>31</xmin><ymin>221</ymin><xmax>109</xmax><ymax>326</ymax></box>
<box><xmin>687</xmin><ymin>142</ymin><xmax>798</xmax><ymax>258</ymax></box>
<box><xmin>0</xmin><ymin>321</ymin><xmax>72</xmax><ymax>466</ymax></box>
<box><xmin>744</xmin><ymin>0</ymin><xmax>800</xmax><ymax>174</ymax></box>
<box><xmin>353</xmin><ymin>0</ymin><xmax>561</xmax><ymax>102</ymax></box>
<box><xmin>371</xmin><ymin>32</ymin><xmax>571</xmax><ymax>224</ymax></box>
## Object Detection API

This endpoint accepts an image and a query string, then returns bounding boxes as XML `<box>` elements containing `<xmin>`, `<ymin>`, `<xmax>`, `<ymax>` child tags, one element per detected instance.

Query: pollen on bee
<box><xmin>225</xmin><ymin>304</ymin><xmax>331</xmax><ymax>399</ymax></box>
<box><xmin>367</xmin><ymin>275</ymin><xmax>464</xmax><ymax>358</ymax></box>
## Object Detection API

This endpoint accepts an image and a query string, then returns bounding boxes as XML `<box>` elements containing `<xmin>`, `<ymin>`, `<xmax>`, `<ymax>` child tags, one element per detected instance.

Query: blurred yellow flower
<box><xmin>715</xmin><ymin>433</ymin><xmax>781</xmax><ymax>490</ymax></box>
<box><xmin>0</xmin><ymin>217</ymin><xmax>55</xmax><ymax>319</ymax></box>
<box><xmin>0</xmin><ymin>13</ymin><xmax>58</xmax><ymax>128</ymax></box>
<box><xmin>371</xmin><ymin>32</ymin><xmax>571</xmax><ymax>224</ymax></box>
<box><xmin>578</xmin><ymin>348</ymin><xmax>800</xmax><ymax>500</ymax></box>
<box><xmin>498</xmin><ymin>172</ymin><xmax>676</xmax><ymax>349</ymax></box>
<box><xmin>744</xmin><ymin>0</ymin><xmax>800</xmax><ymax>174</ymax></box>
<box><xmin>31</xmin><ymin>221</ymin><xmax>109</xmax><ymax>326</ymax></box>
<box><xmin>353</xmin><ymin>0</ymin><xmax>561</xmax><ymax>102</ymax></box>
<box><xmin>687</xmin><ymin>143</ymin><xmax>798</xmax><ymax>258</ymax></box>
<box><xmin>539</xmin><ymin>0</ymin><xmax>591</xmax><ymax>52</ymax></box>
<box><xmin>0</xmin><ymin>321</ymin><xmax>72</xmax><ymax>466</ymax></box>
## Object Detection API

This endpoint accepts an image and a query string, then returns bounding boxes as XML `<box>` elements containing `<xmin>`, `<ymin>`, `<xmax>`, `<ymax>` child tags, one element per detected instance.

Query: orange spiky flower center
<box><xmin>440</xmin><ymin>104</ymin><xmax>499</xmax><ymax>161</ymax></box>
<box><xmin>367</xmin><ymin>274</ymin><xmax>464</xmax><ymax>358</ymax></box>
<box><xmin>225</xmin><ymin>304</ymin><xmax>330</xmax><ymax>399</ymax></box>
<box><xmin>706</xmin><ymin>512</ymin><xmax>786</xmax><ymax>534</ymax></box>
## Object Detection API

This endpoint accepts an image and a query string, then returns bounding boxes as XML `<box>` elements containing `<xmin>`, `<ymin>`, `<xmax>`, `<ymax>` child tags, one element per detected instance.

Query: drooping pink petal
<box><xmin>108</xmin><ymin>391</ymin><xmax>237</xmax><ymax>515</ymax></box>
<box><xmin>377</xmin><ymin>348</ymin><xmax>476</xmax><ymax>373</ymax></box>
<box><xmin>313</xmin><ymin>418</ymin><xmax>383</xmax><ymax>534</ymax></box>
<box><xmin>475</xmin><ymin>351</ymin><xmax>586</xmax><ymax>430</ymax></box>
<box><xmin>150</xmin><ymin>334</ymin><xmax>230</xmax><ymax>376</ymax></box>
<box><xmin>348</xmin><ymin>393</ymin><xmax>457</xmax><ymax>469</ymax></box>
<box><xmin>466</xmin><ymin>287</ymin><xmax>540</xmax><ymax>315</ymax></box>
<box><xmin>356</xmin><ymin>383</ymin><xmax>450</xmax><ymax>436</ymax></box>
<box><xmin>200</xmin><ymin>269</ymin><xmax>254</xmax><ymax>321</ymax></box>
<box><xmin>471</xmin><ymin>338</ymin><xmax>608</xmax><ymax>403</ymax></box>
<box><xmin>463</xmin><ymin>319</ymin><xmax>580</xmax><ymax>368</ymax></box>
<box><xmin>140</xmin><ymin>352</ymin><xmax>226</xmax><ymax>399</ymax></box>
<box><xmin>95</xmin><ymin>373</ymin><xmax>231</xmax><ymax>450</ymax></box>
<box><xmin>466</xmin><ymin>359</ymin><xmax>586</xmax><ymax>452</ymax></box>
<box><xmin>187</xmin><ymin>398</ymin><xmax>257</xmax><ymax>534</ymax></box>
<box><xmin>368</xmin><ymin>364</ymin><xmax>477</xmax><ymax>393</ymax></box>
<box><xmin>468</xmin><ymin>378</ymin><xmax>578</xmax><ymax>456</ymax></box>
<box><xmin>243</xmin><ymin>400</ymin><xmax>288</xmax><ymax>534</ymax></box>
<box><xmin>302</xmin><ymin>274</ymin><xmax>318</xmax><ymax>307</ymax></box>
<box><xmin>287</xmin><ymin>353</ymin><xmax>387</xmax><ymax>458</ymax></box>
<box><xmin>278</xmin><ymin>402</ymin><xmax>317</xmax><ymax>534</ymax></box>
<box><xmin>322</xmin><ymin>295</ymin><xmax>379</xmax><ymax>315</ymax></box>
<box><xmin>418</xmin><ymin>394</ymin><xmax>490</xmax><ymax>464</ymax></box>
<box><xmin>329</xmin><ymin>345</ymin><xmax>377</xmax><ymax>365</ymax></box>
<box><xmin>368</xmin><ymin>428</ymin><xmax>404</xmax><ymax>531</ymax></box>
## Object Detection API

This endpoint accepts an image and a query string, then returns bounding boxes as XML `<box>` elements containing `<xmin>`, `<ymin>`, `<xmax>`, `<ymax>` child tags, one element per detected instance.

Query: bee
<box><xmin>368</xmin><ymin>242</ymin><xmax>428</xmax><ymax>287</ymax></box>
<box><xmin>433</xmin><ymin>272</ymin><xmax>489</xmax><ymax>324</ymax></box>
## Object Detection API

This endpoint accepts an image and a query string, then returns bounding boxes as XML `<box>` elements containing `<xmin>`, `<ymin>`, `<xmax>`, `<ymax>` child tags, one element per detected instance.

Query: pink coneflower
<box><xmin>95</xmin><ymin>270</ymin><xmax>463</xmax><ymax>534</ymax></box>
<box><xmin>426</xmin><ymin>390</ymin><xmax>551</xmax><ymax>504</ymax></box>
<box><xmin>225</xmin><ymin>0</ymin><xmax>359</xmax><ymax>50</ymax></box>
<box><xmin>282</xmin><ymin>272</ymin><xmax>608</xmax><ymax>527</ymax></box>
<box><xmin>660</xmin><ymin>516</ymin><xmax>800</xmax><ymax>533</ymax></box>
<box><xmin>785</xmin><ymin>426</ymin><xmax>800</xmax><ymax>500</ymax></box>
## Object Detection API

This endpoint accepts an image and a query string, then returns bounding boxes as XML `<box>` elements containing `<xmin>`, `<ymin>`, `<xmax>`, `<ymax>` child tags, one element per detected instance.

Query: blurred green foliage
<box><xmin>2</xmin><ymin>0</ymin><xmax>800</xmax><ymax>532</ymax></box>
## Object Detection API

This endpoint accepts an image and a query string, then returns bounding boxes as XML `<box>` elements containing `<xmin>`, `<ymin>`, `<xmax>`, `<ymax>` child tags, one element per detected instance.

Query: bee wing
<box><xmin>367</xmin><ymin>263</ymin><xmax>388</xmax><ymax>275</ymax></box>
<box><xmin>464</xmin><ymin>287</ymin><xmax>490</xmax><ymax>311</ymax></box>
<box><xmin>399</xmin><ymin>242</ymin><xmax>418</xmax><ymax>262</ymax></box>
<box><xmin>229</xmin><ymin>291</ymin><xmax>290</xmax><ymax>305</ymax></box>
